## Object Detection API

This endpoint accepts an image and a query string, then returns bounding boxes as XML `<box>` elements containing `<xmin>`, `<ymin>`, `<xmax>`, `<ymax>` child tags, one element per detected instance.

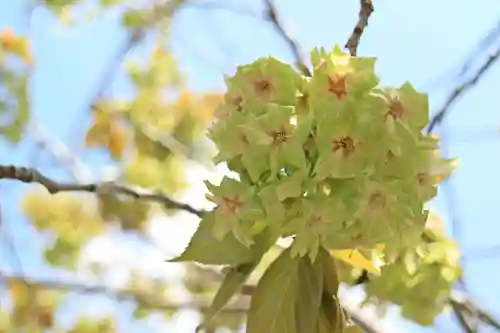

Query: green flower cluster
<box><xmin>364</xmin><ymin>238</ymin><xmax>461</xmax><ymax>325</ymax></box>
<box><xmin>206</xmin><ymin>45</ymin><xmax>455</xmax><ymax>261</ymax></box>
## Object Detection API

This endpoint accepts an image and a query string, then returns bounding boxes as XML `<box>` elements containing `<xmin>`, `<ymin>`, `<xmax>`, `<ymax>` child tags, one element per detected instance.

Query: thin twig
<box><xmin>427</xmin><ymin>44</ymin><xmax>500</xmax><ymax>133</ymax></box>
<box><xmin>451</xmin><ymin>299</ymin><xmax>478</xmax><ymax>333</ymax></box>
<box><xmin>458</xmin><ymin>20</ymin><xmax>500</xmax><ymax>77</ymax></box>
<box><xmin>478</xmin><ymin>309</ymin><xmax>500</xmax><ymax>330</ymax></box>
<box><xmin>345</xmin><ymin>0</ymin><xmax>374</xmax><ymax>56</ymax></box>
<box><xmin>262</xmin><ymin>0</ymin><xmax>311</xmax><ymax>76</ymax></box>
<box><xmin>0</xmin><ymin>165</ymin><xmax>205</xmax><ymax>217</ymax></box>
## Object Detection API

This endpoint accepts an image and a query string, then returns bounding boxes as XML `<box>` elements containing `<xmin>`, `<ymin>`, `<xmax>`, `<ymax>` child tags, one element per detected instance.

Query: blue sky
<box><xmin>1</xmin><ymin>0</ymin><xmax>500</xmax><ymax>332</ymax></box>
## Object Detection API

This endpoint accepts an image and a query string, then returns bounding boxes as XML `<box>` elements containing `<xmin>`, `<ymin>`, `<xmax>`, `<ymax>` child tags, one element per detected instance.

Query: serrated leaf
<box><xmin>246</xmin><ymin>248</ymin><xmax>299</xmax><ymax>333</ymax></box>
<box><xmin>198</xmin><ymin>263</ymin><xmax>257</xmax><ymax>331</ymax></box>
<box><xmin>295</xmin><ymin>257</ymin><xmax>324</xmax><ymax>333</ymax></box>
<box><xmin>314</xmin><ymin>309</ymin><xmax>334</xmax><ymax>333</ymax></box>
<box><xmin>318</xmin><ymin>248</ymin><xmax>340</xmax><ymax>296</ymax></box>
<box><xmin>317</xmin><ymin>293</ymin><xmax>343</xmax><ymax>333</ymax></box>
<box><xmin>170</xmin><ymin>215</ymin><xmax>277</xmax><ymax>265</ymax></box>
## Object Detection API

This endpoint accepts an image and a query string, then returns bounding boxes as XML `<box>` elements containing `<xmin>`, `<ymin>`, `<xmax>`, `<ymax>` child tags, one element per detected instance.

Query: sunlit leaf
<box><xmin>170</xmin><ymin>215</ymin><xmax>277</xmax><ymax>265</ymax></box>
<box><xmin>246</xmin><ymin>248</ymin><xmax>299</xmax><ymax>333</ymax></box>
<box><xmin>331</xmin><ymin>249</ymin><xmax>381</xmax><ymax>275</ymax></box>
<box><xmin>295</xmin><ymin>257</ymin><xmax>323</xmax><ymax>333</ymax></box>
<box><xmin>198</xmin><ymin>263</ymin><xmax>257</xmax><ymax>331</ymax></box>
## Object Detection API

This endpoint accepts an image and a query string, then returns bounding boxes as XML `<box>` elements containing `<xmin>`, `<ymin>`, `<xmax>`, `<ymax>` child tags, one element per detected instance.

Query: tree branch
<box><xmin>450</xmin><ymin>291</ymin><xmax>500</xmax><ymax>332</ymax></box>
<box><xmin>0</xmin><ymin>163</ymin><xmax>399</xmax><ymax>333</ymax></box>
<box><xmin>427</xmin><ymin>43</ymin><xmax>500</xmax><ymax>133</ymax></box>
<box><xmin>345</xmin><ymin>0</ymin><xmax>374</xmax><ymax>56</ymax></box>
<box><xmin>0</xmin><ymin>165</ymin><xmax>205</xmax><ymax>217</ymax></box>
<box><xmin>5</xmin><ymin>166</ymin><xmax>498</xmax><ymax>333</ymax></box>
<box><xmin>263</xmin><ymin>0</ymin><xmax>311</xmax><ymax>76</ymax></box>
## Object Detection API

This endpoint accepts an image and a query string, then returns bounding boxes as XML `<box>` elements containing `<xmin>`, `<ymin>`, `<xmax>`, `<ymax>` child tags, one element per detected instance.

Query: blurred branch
<box><xmin>427</xmin><ymin>43</ymin><xmax>500</xmax><ymax>133</ymax></box>
<box><xmin>0</xmin><ymin>266</ymin><xmax>391</xmax><ymax>333</ymax></box>
<box><xmin>458</xmin><ymin>20</ymin><xmax>500</xmax><ymax>77</ymax></box>
<box><xmin>345</xmin><ymin>0</ymin><xmax>374</xmax><ymax>56</ymax></box>
<box><xmin>0</xmin><ymin>165</ymin><xmax>205</xmax><ymax>217</ymax></box>
<box><xmin>64</xmin><ymin>30</ymin><xmax>145</xmax><ymax>141</ymax></box>
<box><xmin>263</xmin><ymin>0</ymin><xmax>311</xmax><ymax>76</ymax></box>
<box><xmin>65</xmin><ymin>0</ymin><xmax>186</xmax><ymax>142</ymax></box>
<box><xmin>29</xmin><ymin>121</ymin><xmax>93</xmax><ymax>183</ymax></box>
<box><xmin>93</xmin><ymin>31</ymin><xmax>144</xmax><ymax>101</ymax></box>
<box><xmin>450</xmin><ymin>291</ymin><xmax>500</xmax><ymax>332</ymax></box>
<box><xmin>0</xmin><ymin>270</ymin><xmax>249</xmax><ymax>313</ymax></box>
<box><xmin>451</xmin><ymin>297</ymin><xmax>479</xmax><ymax>333</ymax></box>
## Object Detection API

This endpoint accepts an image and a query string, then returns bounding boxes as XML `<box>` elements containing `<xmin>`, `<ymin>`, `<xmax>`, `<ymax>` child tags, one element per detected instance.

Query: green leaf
<box><xmin>318</xmin><ymin>248</ymin><xmax>340</xmax><ymax>296</ymax></box>
<box><xmin>321</xmin><ymin>294</ymin><xmax>345</xmax><ymax>333</ymax></box>
<box><xmin>169</xmin><ymin>216</ymin><xmax>277</xmax><ymax>265</ymax></box>
<box><xmin>198</xmin><ymin>263</ymin><xmax>257</xmax><ymax>331</ymax></box>
<box><xmin>343</xmin><ymin>324</ymin><xmax>364</xmax><ymax>333</ymax></box>
<box><xmin>246</xmin><ymin>248</ymin><xmax>299</xmax><ymax>333</ymax></box>
<box><xmin>295</xmin><ymin>257</ymin><xmax>324</xmax><ymax>333</ymax></box>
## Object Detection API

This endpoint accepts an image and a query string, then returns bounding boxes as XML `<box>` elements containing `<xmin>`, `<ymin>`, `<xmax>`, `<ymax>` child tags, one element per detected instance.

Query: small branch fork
<box><xmin>0</xmin><ymin>165</ymin><xmax>205</xmax><ymax>217</ymax></box>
